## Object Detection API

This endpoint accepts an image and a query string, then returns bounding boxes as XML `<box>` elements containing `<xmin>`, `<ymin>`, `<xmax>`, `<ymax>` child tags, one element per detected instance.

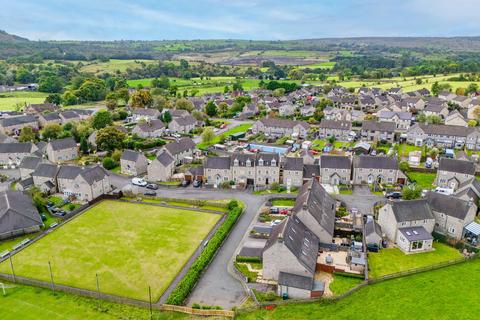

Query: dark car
<box><xmin>385</xmin><ymin>191</ymin><xmax>401</xmax><ymax>199</ymax></box>
<box><xmin>144</xmin><ymin>190</ymin><xmax>156</xmax><ymax>196</ymax></box>
<box><xmin>367</xmin><ymin>243</ymin><xmax>379</xmax><ymax>252</ymax></box>
<box><xmin>270</xmin><ymin>207</ymin><xmax>279</xmax><ymax>214</ymax></box>
<box><xmin>181</xmin><ymin>180</ymin><xmax>190</xmax><ymax>187</ymax></box>
<box><xmin>193</xmin><ymin>180</ymin><xmax>202</xmax><ymax>188</ymax></box>
<box><xmin>146</xmin><ymin>183</ymin><xmax>158</xmax><ymax>190</ymax></box>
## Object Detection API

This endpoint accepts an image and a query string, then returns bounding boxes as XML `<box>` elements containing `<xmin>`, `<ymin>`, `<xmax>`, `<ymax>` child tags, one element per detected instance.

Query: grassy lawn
<box><xmin>368</xmin><ymin>242</ymin><xmax>462</xmax><ymax>278</ymax></box>
<box><xmin>237</xmin><ymin>258</ymin><xmax>480</xmax><ymax>320</ymax></box>
<box><xmin>338</xmin><ymin>189</ymin><xmax>353</xmax><ymax>195</ymax></box>
<box><xmin>0</xmin><ymin>200</ymin><xmax>221</xmax><ymax>301</ymax></box>
<box><xmin>197</xmin><ymin>123</ymin><xmax>252</xmax><ymax>149</ymax></box>
<box><xmin>0</xmin><ymin>283</ymin><xmax>192</xmax><ymax>320</ymax></box>
<box><xmin>329</xmin><ymin>274</ymin><xmax>363</xmax><ymax>296</ymax></box>
<box><xmin>271</xmin><ymin>199</ymin><xmax>295</xmax><ymax>207</ymax></box>
<box><xmin>0</xmin><ymin>233</ymin><xmax>39</xmax><ymax>253</ymax></box>
<box><xmin>407</xmin><ymin>171</ymin><xmax>436</xmax><ymax>189</ymax></box>
<box><xmin>0</xmin><ymin>91</ymin><xmax>49</xmax><ymax>111</ymax></box>
<box><xmin>398</xmin><ymin>144</ymin><xmax>424</xmax><ymax>158</ymax></box>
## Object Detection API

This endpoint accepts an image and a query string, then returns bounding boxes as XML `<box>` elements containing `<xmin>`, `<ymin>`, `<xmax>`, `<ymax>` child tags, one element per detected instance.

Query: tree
<box><xmin>75</xmin><ymin>78</ymin><xmax>107</xmax><ymax>102</ymax></box>
<box><xmin>162</xmin><ymin>110</ymin><xmax>172</xmax><ymax>123</ymax></box>
<box><xmin>112</xmin><ymin>149</ymin><xmax>122</xmax><ymax>162</ymax></box>
<box><xmin>45</xmin><ymin>93</ymin><xmax>61</xmax><ymax>105</ymax></box>
<box><xmin>205</xmin><ymin>100</ymin><xmax>217</xmax><ymax>117</ymax></box>
<box><xmin>18</xmin><ymin>127</ymin><xmax>37</xmax><ymax>142</ymax></box>
<box><xmin>41</xmin><ymin>123</ymin><xmax>62</xmax><ymax>140</ymax></box>
<box><xmin>466</xmin><ymin>83</ymin><xmax>479</xmax><ymax>95</ymax></box>
<box><xmin>96</xmin><ymin>127</ymin><xmax>126</xmax><ymax>151</ymax></box>
<box><xmin>80</xmin><ymin>137</ymin><xmax>89</xmax><ymax>154</ymax></box>
<box><xmin>218</xmin><ymin>102</ymin><xmax>229</xmax><ymax>115</ymax></box>
<box><xmin>102</xmin><ymin>157</ymin><xmax>117</xmax><ymax>170</ymax></box>
<box><xmin>426</xmin><ymin>114</ymin><xmax>442</xmax><ymax>124</ymax></box>
<box><xmin>38</xmin><ymin>75</ymin><xmax>63</xmax><ymax>93</ymax></box>
<box><xmin>402</xmin><ymin>184</ymin><xmax>422</xmax><ymax>200</ymax></box>
<box><xmin>468</xmin><ymin>120</ymin><xmax>478</xmax><ymax>127</ymax></box>
<box><xmin>151</xmin><ymin>76</ymin><xmax>170</xmax><ymax>89</ymax></box>
<box><xmin>201</xmin><ymin>127</ymin><xmax>215</xmax><ymax>144</ymax></box>
<box><xmin>116</xmin><ymin>88</ymin><xmax>130</xmax><ymax>104</ymax></box>
<box><xmin>175</xmin><ymin>98</ymin><xmax>194</xmax><ymax>112</ymax></box>
<box><xmin>61</xmin><ymin>91</ymin><xmax>78</xmax><ymax>106</ymax></box>
<box><xmin>106</xmin><ymin>98</ymin><xmax>118</xmax><ymax>110</ymax></box>
<box><xmin>91</xmin><ymin>110</ymin><xmax>113</xmax><ymax>130</ymax></box>
<box><xmin>130</xmin><ymin>89</ymin><xmax>153</xmax><ymax>108</ymax></box>
<box><xmin>399</xmin><ymin>161</ymin><xmax>410</xmax><ymax>173</ymax></box>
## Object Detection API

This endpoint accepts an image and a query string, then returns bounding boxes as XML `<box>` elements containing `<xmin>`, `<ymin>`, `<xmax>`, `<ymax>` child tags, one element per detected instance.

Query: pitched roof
<box><xmin>293</xmin><ymin>179</ymin><xmax>336</xmax><ymax>238</ymax></box>
<box><xmin>365</xmin><ymin>218</ymin><xmax>382</xmax><ymax>237</ymax></box>
<box><xmin>57</xmin><ymin>165</ymin><xmax>83</xmax><ymax>180</ymax></box>
<box><xmin>426</xmin><ymin>191</ymin><xmax>474</xmax><ymax>220</ymax></box>
<box><xmin>398</xmin><ymin>226</ymin><xmax>433</xmax><ymax>241</ymax></box>
<box><xmin>19</xmin><ymin>156</ymin><xmax>43</xmax><ymax>170</ymax></box>
<box><xmin>79</xmin><ymin>166</ymin><xmax>108</xmax><ymax>185</ymax></box>
<box><xmin>171</xmin><ymin>115</ymin><xmax>196</xmax><ymax>126</ymax></box>
<box><xmin>48</xmin><ymin>137</ymin><xmax>77</xmax><ymax>151</ymax></box>
<box><xmin>319</xmin><ymin>120</ymin><xmax>351</xmax><ymax>130</ymax></box>
<box><xmin>155</xmin><ymin>150</ymin><xmax>174</xmax><ymax>167</ymax></box>
<box><xmin>278</xmin><ymin>272</ymin><xmax>314</xmax><ymax>291</ymax></box>
<box><xmin>164</xmin><ymin>137</ymin><xmax>195</xmax><ymax>156</ymax></box>
<box><xmin>390</xmin><ymin>199</ymin><xmax>434</xmax><ymax>222</ymax></box>
<box><xmin>132</xmin><ymin>108</ymin><xmax>160</xmax><ymax>116</ymax></box>
<box><xmin>0</xmin><ymin>190</ymin><xmax>42</xmax><ymax>234</ymax></box>
<box><xmin>59</xmin><ymin>110</ymin><xmax>80</xmax><ymax>119</ymax></box>
<box><xmin>438</xmin><ymin>158</ymin><xmax>475</xmax><ymax>175</ymax></box>
<box><xmin>0</xmin><ymin>142</ymin><xmax>35</xmax><ymax>154</ymax></box>
<box><xmin>320</xmin><ymin>155</ymin><xmax>351</xmax><ymax>169</ymax></box>
<box><xmin>121</xmin><ymin>150</ymin><xmax>143</xmax><ymax>162</ymax></box>
<box><xmin>362</xmin><ymin>121</ymin><xmax>396</xmax><ymax>132</ymax></box>
<box><xmin>1</xmin><ymin>115</ymin><xmax>37</xmax><ymax>127</ymax></box>
<box><xmin>135</xmin><ymin>119</ymin><xmax>165</xmax><ymax>132</ymax></box>
<box><xmin>354</xmin><ymin>156</ymin><xmax>398</xmax><ymax>170</ymax></box>
<box><xmin>303</xmin><ymin>164</ymin><xmax>320</xmax><ymax>178</ymax></box>
<box><xmin>41</xmin><ymin>112</ymin><xmax>61</xmax><ymax>121</ymax></box>
<box><xmin>205</xmin><ymin>156</ymin><xmax>231</xmax><ymax>170</ymax></box>
<box><xmin>283</xmin><ymin>157</ymin><xmax>304</xmax><ymax>171</ymax></box>
<box><xmin>414</xmin><ymin>123</ymin><xmax>476</xmax><ymax>137</ymax></box>
<box><xmin>32</xmin><ymin>163</ymin><xmax>59</xmax><ymax>178</ymax></box>
<box><xmin>259</xmin><ymin>118</ymin><xmax>309</xmax><ymax>129</ymax></box>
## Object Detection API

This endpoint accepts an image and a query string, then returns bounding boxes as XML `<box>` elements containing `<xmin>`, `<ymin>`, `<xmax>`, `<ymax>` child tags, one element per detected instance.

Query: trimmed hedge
<box><xmin>166</xmin><ymin>201</ymin><xmax>243</xmax><ymax>305</ymax></box>
<box><xmin>333</xmin><ymin>271</ymin><xmax>365</xmax><ymax>279</ymax></box>
<box><xmin>236</xmin><ymin>256</ymin><xmax>262</xmax><ymax>263</ymax></box>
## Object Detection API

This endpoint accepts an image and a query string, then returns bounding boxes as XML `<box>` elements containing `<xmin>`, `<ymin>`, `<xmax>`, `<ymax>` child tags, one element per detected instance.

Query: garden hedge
<box><xmin>166</xmin><ymin>201</ymin><xmax>243</xmax><ymax>305</ymax></box>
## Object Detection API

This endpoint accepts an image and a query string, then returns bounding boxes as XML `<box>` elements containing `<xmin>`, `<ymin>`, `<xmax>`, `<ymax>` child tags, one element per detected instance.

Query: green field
<box><xmin>406</xmin><ymin>171</ymin><xmax>437</xmax><ymax>189</ymax></box>
<box><xmin>80</xmin><ymin>59</ymin><xmax>157</xmax><ymax>74</ymax></box>
<box><xmin>197</xmin><ymin>123</ymin><xmax>252</xmax><ymax>149</ymax></box>
<box><xmin>368</xmin><ymin>243</ymin><xmax>462</xmax><ymax>278</ymax></box>
<box><xmin>298</xmin><ymin>61</ymin><xmax>336</xmax><ymax>70</ymax></box>
<box><xmin>237</xmin><ymin>258</ymin><xmax>480</xmax><ymax>320</ymax></box>
<box><xmin>0</xmin><ymin>283</ymin><xmax>189</xmax><ymax>320</ymax></box>
<box><xmin>329</xmin><ymin>274</ymin><xmax>363</xmax><ymax>296</ymax></box>
<box><xmin>271</xmin><ymin>199</ymin><xmax>295</xmax><ymax>207</ymax></box>
<box><xmin>0</xmin><ymin>91</ymin><xmax>49</xmax><ymax>111</ymax></box>
<box><xmin>0</xmin><ymin>200</ymin><xmax>221</xmax><ymax>301</ymax></box>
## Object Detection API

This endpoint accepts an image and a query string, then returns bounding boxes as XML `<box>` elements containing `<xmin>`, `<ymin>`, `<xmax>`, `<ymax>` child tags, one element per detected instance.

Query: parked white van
<box><xmin>131</xmin><ymin>177</ymin><xmax>147</xmax><ymax>187</ymax></box>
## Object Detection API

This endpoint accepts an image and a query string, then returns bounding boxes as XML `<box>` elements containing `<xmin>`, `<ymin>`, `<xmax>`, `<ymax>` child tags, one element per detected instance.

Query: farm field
<box><xmin>298</xmin><ymin>61</ymin><xmax>336</xmax><ymax>69</ymax></box>
<box><xmin>0</xmin><ymin>91</ymin><xmax>49</xmax><ymax>111</ymax></box>
<box><xmin>0</xmin><ymin>200</ymin><xmax>221</xmax><ymax>301</ymax></box>
<box><xmin>237</xmin><ymin>258</ymin><xmax>480</xmax><ymax>320</ymax></box>
<box><xmin>79</xmin><ymin>59</ymin><xmax>157</xmax><ymax>74</ymax></box>
<box><xmin>0</xmin><ymin>283</ymin><xmax>190</xmax><ymax>320</ymax></box>
<box><xmin>368</xmin><ymin>242</ymin><xmax>462</xmax><ymax>278</ymax></box>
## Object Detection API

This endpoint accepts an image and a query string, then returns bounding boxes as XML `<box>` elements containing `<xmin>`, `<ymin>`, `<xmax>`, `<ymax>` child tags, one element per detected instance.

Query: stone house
<box><xmin>168</xmin><ymin>115</ymin><xmax>196</xmax><ymax>134</ymax></box>
<box><xmin>426</xmin><ymin>191</ymin><xmax>476</xmax><ymax>240</ymax></box>
<box><xmin>299</xmin><ymin>104</ymin><xmax>315</xmax><ymax>117</ymax></box>
<box><xmin>319</xmin><ymin>155</ymin><xmax>351</xmax><ymax>185</ymax></box>
<box><xmin>164</xmin><ymin>137</ymin><xmax>196</xmax><ymax>165</ymax></box>
<box><xmin>444</xmin><ymin>110</ymin><xmax>468</xmax><ymax>127</ymax></box>
<box><xmin>262</xmin><ymin>216</ymin><xmax>319</xmax><ymax>281</ymax></box>
<box><xmin>24</xmin><ymin>103</ymin><xmax>58</xmax><ymax>115</ymax></box>
<box><xmin>19</xmin><ymin>156</ymin><xmax>44</xmax><ymax>180</ymax></box>
<box><xmin>323</xmin><ymin>107</ymin><xmax>352</xmax><ymax>122</ymax></box>
<box><xmin>38</xmin><ymin>112</ymin><xmax>62</xmax><ymax>127</ymax></box>
<box><xmin>361</xmin><ymin>121</ymin><xmax>396</xmax><ymax>143</ymax></box>
<box><xmin>131</xmin><ymin>108</ymin><xmax>161</xmax><ymax>122</ymax></box>
<box><xmin>378</xmin><ymin>200</ymin><xmax>435</xmax><ymax>253</ymax></box>
<box><xmin>278</xmin><ymin>103</ymin><xmax>296</xmax><ymax>117</ymax></box>
<box><xmin>204</xmin><ymin>156</ymin><xmax>232</xmax><ymax>187</ymax></box>
<box><xmin>120</xmin><ymin>150</ymin><xmax>148</xmax><ymax>176</ymax></box>
<box><xmin>0</xmin><ymin>142</ymin><xmax>39</xmax><ymax>167</ymax></box>
<box><xmin>230</xmin><ymin>153</ymin><xmax>280</xmax><ymax>187</ymax></box>
<box><xmin>365</xmin><ymin>217</ymin><xmax>383</xmax><ymax>247</ymax></box>
<box><xmin>282</xmin><ymin>157</ymin><xmax>304</xmax><ymax>188</ymax></box>
<box><xmin>59</xmin><ymin>110</ymin><xmax>81</xmax><ymax>124</ymax></box>
<box><xmin>377</xmin><ymin>111</ymin><xmax>412</xmax><ymax>131</ymax></box>
<box><xmin>0</xmin><ymin>190</ymin><xmax>43</xmax><ymax>240</ymax></box>
<box><xmin>57</xmin><ymin>165</ymin><xmax>111</xmax><ymax>202</ymax></box>
<box><xmin>318</xmin><ymin>120</ymin><xmax>352</xmax><ymax>141</ymax></box>
<box><xmin>46</xmin><ymin>137</ymin><xmax>78</xmax><ymax>163</ymax></box>
<box><xmin>292</xmin><ymin>179</ymin><xmax>336</xmax><ymax>244</ymax></box>
<box><xmin>451</xmin><ymin>96</ymin><xmax>471</xmax><ymax>109</ymax></box>
<box><xmin>423</xmin><ymin>104</ymin><xmax>449</xmax><ymax>119</ymax></box>
<box><xmin>0</xmin><ymin>115</ymin><xmax>38</xmax><ymax>135</ymax></box>
<box><xmin>132</xmin><ymin>119</ymin><xmax>166</xmax><ymax>138</ymax></box>
<box><xmin>147</xmin><ymin>150</ymin><xmax>175</xmax><ymax>182</ymax></box>
<box><xmin>31</xmin><ymin>163</ymin><xmax>59</xmax><ymax>193</ymax></box>
<box><xmin>277</xmin><ymin>271</ymin><xmax>324</xmax><ymax>299</ymax></box>
<box><xmin>435</xmin><ymin>158</ymin><xmax>476</xmax><ymax>190</ymax></box>
<box><xmin>252</xmin><ymin>118</ymin><xmax>310</xmax><ymax>139</ymax></box>
<box><xmin>353</xmin><ymin>156</ymin><xmax>403</xmax><ymax>185</ymax></box>
<box><xmin>406</xmin><ymin>124</ymin><xmax>480</xmax><ymax>150</ymax></box>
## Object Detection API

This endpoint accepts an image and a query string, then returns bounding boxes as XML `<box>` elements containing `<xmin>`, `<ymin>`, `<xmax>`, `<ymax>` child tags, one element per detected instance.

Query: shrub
<box><xmin>68</xmin><ymin>204</ymin><xmax>76</xmax><ymax>211</ymax></box>
<box><xmin>102</xmin><ymin>157</ymin><xmax>117</xmax><ymax>170</ymax></box>
<box><xmin>227</xmin><ymin>200</ymin><xmax>239</xmax><ymax>210</ymax></box>
<box><xmin>166</xmin><ymin>206</ymin><xmax>244</xmax><ymax>305</ymax></box>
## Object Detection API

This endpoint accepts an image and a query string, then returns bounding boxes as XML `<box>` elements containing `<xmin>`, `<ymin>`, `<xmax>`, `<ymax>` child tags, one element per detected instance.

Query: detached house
<box><xmin>168</xmin><ymin>115</ymin><xmax>196</xmax><ymax>134</ymax></box>
<box><xmin>147</xmin><ymin>150</ymin><xmax>175</xmax><ymax>182</ymax></box>
<box><xmin>378</xmin><ymin>199</ymin><xmax>435</xmax><ymax>253</ymax></box>
<box><xmin>445</xmin><ymin>110</ymin><xmax>468</xmax><ymax>127</ymax></box>
<box><xmin>435</xmin><ymin>158</ymin><xmax>476</xmax><ymax>190</ymax></box>
<box><xmin>426</xmin><ymin>191</ymin><xmax>476</xmax><ymax>240</ymax></box>
<box><xmin>377</xmin><ymin>111</ymin><xmax>412</xmax><ymax>131</ymax></box>
<box><xmin>318</xmin><ymin>120</ymin><xmax>352</xmax><ymax>141</ymax></box>
<box><xmin>46</xmin><ymin>137</ymin><xmax>78</xmax><ymax>163</ymax></box>
<box><xmin>164</xmin><ymin>137</ymin><xmax>196</xmax><ymax>165</ymax></box>
<box><xmin>0</xmin><ymin>190</ymin><xmax>43</xmax><ymax>239</ymax></box>
<box><xmin>131</xmin><ymin>108</ymin><xmax>161</xmax><ymax>122</ymax></box>
<box><xmin>31</xmin><ymin>163</ymin><xmax>59</xmax><ymax>193</ymax></box>
<box><xmin>120</xmin><ymin>150</ymin><xmax>148</xmax><ymax>176</ymax></box>
<box><xmin>132</xmin><ymin>119</ymin><xmax>166</xmax><ymax>138</ymax></box>
<box><xmin>57</xmin><ymin>165</ymin><xmax>111</xmax><ymax>202</ymax></box>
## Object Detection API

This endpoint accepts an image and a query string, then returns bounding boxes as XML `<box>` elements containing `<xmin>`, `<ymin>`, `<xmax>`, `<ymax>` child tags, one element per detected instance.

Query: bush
<box><xmin>102</xmin><ymin>157</ymin><xmax>117</xmax><ymax>170</ymax></box>
<box><xmin>227</xmin><ymin>200</ymin><xmax>239</xmax><ymax>210</ymax></box>
<box><xmin>68</xmin><ymin>204</ymin><xmax>76</xmax><ymax>211</ymax></box>
<box><xmin>166</xmin><ymin>206</ymin><xmax>244</xmax><ymax>305</ymax></box>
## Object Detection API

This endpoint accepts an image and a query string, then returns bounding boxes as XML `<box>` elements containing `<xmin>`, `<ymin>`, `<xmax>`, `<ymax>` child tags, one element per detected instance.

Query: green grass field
<box><xmin>237</xmin><ymin>258</ymin><xmax>480</xmax><ymax>320</ymax></box>
<box><xmin>271</xmin><ymin>199</ymin><xmax>295</xmax><ymax>207</ymax></box>
<box><xmin>0</xmin><ymin>283</ymin><xmax>191</xmax><ymax>320</ymax></box>
<box><xmin>406</xmin><ymin>172</ymin><xmax>437</xmax><ymax>189</ymax></box>
<box><xmin>80</xmin><ymin>59</ymin><xmax>157</xmax><ymax>74</ymax></box>
<box><xmin>0</xmin><ymin>200</ymin><xmax>221</xmax><ymax>301</ymax></box>
<box><xmin>298</xmin><ymin>61</ymin><xmax>336</xmax><ymax>70</ymax></box>
<box><xmin>329</xmin><ymin>274</ymin><xmax>363</xmax><ymax>296</ymax></box>
<box><xmin>0</xmin><ymin>91</ymin><xmax>49</xmax><ymax>111</ymax></box>
<box><xmin>368</xmin><ymin>243</ymin><xmax>462</xmax><ymax>278</ymax></box>
<box><xmin>197</xmin><ymin>123</ymin><xmax>252</xmax><ymax>149</ymax></box>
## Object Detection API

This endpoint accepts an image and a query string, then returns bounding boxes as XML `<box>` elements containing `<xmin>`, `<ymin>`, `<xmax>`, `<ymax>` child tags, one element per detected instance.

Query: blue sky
<box><xmin>0</xmin><ymin>0</ymin><xmax>479</xmax><ymax>40</ymax></box>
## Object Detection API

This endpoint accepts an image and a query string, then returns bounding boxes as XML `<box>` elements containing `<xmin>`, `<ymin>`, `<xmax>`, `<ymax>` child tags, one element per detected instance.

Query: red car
<box><xmin>280</xmin><ymin>209</ymin><xmax>290</xmax><ymax>215</ymax></box>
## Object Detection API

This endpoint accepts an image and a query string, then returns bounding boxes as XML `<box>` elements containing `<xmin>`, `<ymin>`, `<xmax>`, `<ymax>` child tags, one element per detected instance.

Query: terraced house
<box><xmin>318</xmin><ymin>120</ymin><xmax>352</xmax><ymax>141</ymax></box>
<box><xmin>252</xmin><ymin>118</ymin><xmax>310</xmax><ymax>139</ymax></box>
<box><xmin>353</xmin><ymin>155</ymin><xmax>404</xmax><ymax>185</ymax></box>
<box><xmin>361</xmin><ymin>121</ymin><xmax>396</xmax><ymax>143</ymax></box>
<box><xmin>406</xmin><ymin>123</ymin><xmax>480</xmax><ymax>150</ymax></box>
<box><xmin>0</xmin><ymin>115</ymin><xmax>38</xmax><ymax>134</ymax></box>
<box><xmin>435</xmin><ymin>158</ymin><xmax>476</xmax><ymax>190</ymax></box>
<box><xmin>318</xmin><ymin>155</ymin><xmax>351</xmax><ymax>185</ymax></box>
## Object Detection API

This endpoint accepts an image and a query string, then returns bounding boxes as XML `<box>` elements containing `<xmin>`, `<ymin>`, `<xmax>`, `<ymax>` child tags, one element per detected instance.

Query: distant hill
<box><xmin>0</xmin><ymin>30</ymin><xmax>29</xmax><ymax>42</ymax></box>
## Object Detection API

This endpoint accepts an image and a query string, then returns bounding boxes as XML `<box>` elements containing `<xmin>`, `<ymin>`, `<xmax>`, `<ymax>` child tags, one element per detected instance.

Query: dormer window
<box><xmin>246</xmin><ymin>159</ymin><xmax>251</xmax><ymax>167</ymax></box>
<box><xmin>271</xmin><ymin>159</ymin><xmax>276</xmax><ymax>166</ymax></box>
<box><xmin>234</xmin><ymin>159</ymin><xmax>239</xmax><ymax>166</ymax></box>
<box><xmin>259</xmin><ymin>159</ymin><xmax>264</xmax><ymax>166</ymax></box>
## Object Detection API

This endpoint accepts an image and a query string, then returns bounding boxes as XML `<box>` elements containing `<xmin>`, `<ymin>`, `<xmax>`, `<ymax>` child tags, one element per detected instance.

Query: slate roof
<box><xmin>378</xmin><ymin>111</ymin><xmax>412</xmax><ymax>121</ymax></box>
<box><xmin>365</xmin><ymin>218</ymin><xmax>382</xmax><ymax>237</ymax></box>
<box><xmin>319</xmin><ymin>120</ymin><xmax>351</xmax><ymax>130</ymax></box>
<box><xmin>0</xmin><ymin>115</ymin><xmax>37</xmax><ymax>127</ymax></box>
<box><xmin>438</xmin><ymin>158</ymin><xmax>475</xmax><ymax>175</ymax></box>
<box><xmin>390</xmin><ymin>199</ymin><xmax>434</xmax><ymax>222</ymax></box>
<box><xmin>156</xmin><ymin>151</ymin><xmax>174</xmax><ymax>167</ymax></box>
<box><xmin>171</xmin><ymin>115</ymin><xmax>196</xmax><ymax>126</ymax></box>
<box><xmin>362</xmin><ymin>121</ymin><xmax>396</xmax><ymax>132</ymax></box>
<box><xmin>57</xmin><ymin>165</ymin><xmax>83</xmax><ymax>180</ymax></box>
<box><xmin>17</xmin><ymin>177</ymin><xmax>34</xmax><ymax>189</ymax></box>
<box><xmin>259</xmin><ymin>118</ymin><xmax>310</xmax><ymax>129</ymax></box>
<box><xmin>0</xmin><ymin>190</ymin><xmax>42</xmax><ymax>235</ymax></box>
<box><xmin>121</xmin><ymin>150</ymin><xmax>142</xmax><ymax>162</ymax></box>
<box><xmin>354</xmin><ymin>156</ymin><xmax>398</xmax><ymax>170</ymax></box>
<box><xmin>278</xmin><ymin>272</ymin><xmax>314</xmax><ymax>291</ymax></box>
<box><xmin>19</xmin><ymin>156</ymin><xmax>43</xmax><ymax>170</ymax></box>
<box><xmin>426</xmin><ymin>191</ymin><xmax>473</xmax><ymax>220</ymax></box>
<box><xmin>32</xmin><ymin>163</ymin><xmax>59</xmax><ymax>178</ymax></box>
<box><xmin>283</xmin><ymin>157</ymin><xmax>304</xmax><ymax>171</ymax></box>
<box><xmin>320</xmin><ymin>155</ymin><xmax>351</xmax><ymax>169</ymax></box>
<box><xmin>164</xmin><ymin>137</ymin><xmax>195</xmax><ymax>156</ymax></box>
<box><xmin>60</xmin><ymin>110</ymin><xmax>80</xmax><ymax>120</ymax></box>
<box><xmin>398</xmin><ymin>226</ymin><xmax>433</xmax><ymax>242</ymax></box>
<box><xmin>303</xmin><ymin>164</ymin><xmax>320</xmax><ymax>178</ymax></box>
<box><xmin>135</xmin><ymin>119</ymin><xmax>165</xmax><ymax>132</ymax></box>
<box><xmin>293</xmin><ymin>179</ymin><xmax>336</xmax><ymax>238</ymax></box>
<box><xmin>132</xmin><ymin>108</ymin><xmax>159</xmax><ymax>116</ymax></box>
<box><xmin>48</xmin><ymin>137</ymin><xmax>77</xmax><ymax>151</ymax></box>
<box><xmin>0</xmin><ymin>142</ymin><xmax>35</xmax><ymax>154</ymax></box>
<box><xmin>205</xmin><ymin>156</ymin><xmax>231</xmax><ymax>170</ymax></box>
<box><xmin>79</xmin><ymin>166</ymin><xmax>108</xmax><ymax>185</ymax></box>
<box><xmin>415</xmin><ymin>124</ymin><xmax>476</xmax><ymax>137</ymax></box>
<box><xmin>41</xmin><ymin>112</ymin><xmax>61</xmax><ymax>121</ymax></box>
